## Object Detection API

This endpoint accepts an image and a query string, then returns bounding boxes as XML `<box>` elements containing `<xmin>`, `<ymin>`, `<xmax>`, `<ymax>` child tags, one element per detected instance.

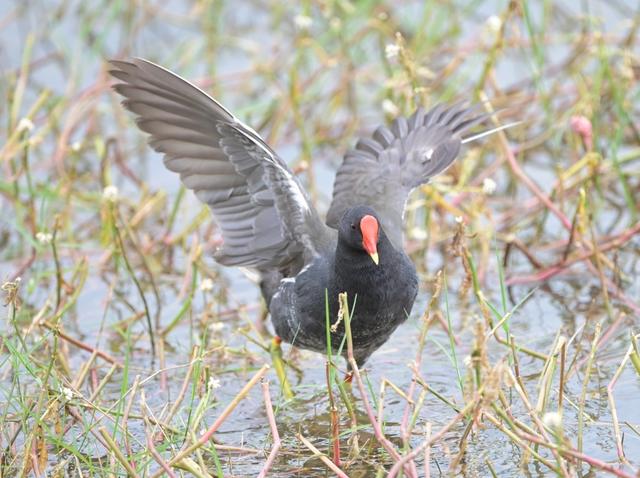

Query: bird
<box><xmin>109</xmin><ymin>58</ymin><xmax>506</xmax><ymax>368</ymax></box>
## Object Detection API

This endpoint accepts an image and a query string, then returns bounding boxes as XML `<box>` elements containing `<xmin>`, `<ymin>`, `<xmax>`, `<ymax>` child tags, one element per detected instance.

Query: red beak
<box><xmin>360</xmin><ymin>215</ymin><xmax>379</xmax><ymax>265</ymax></box>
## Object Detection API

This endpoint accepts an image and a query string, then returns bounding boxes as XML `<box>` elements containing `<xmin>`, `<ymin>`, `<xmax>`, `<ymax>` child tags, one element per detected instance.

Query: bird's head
<box><xmin>338</xmin><ymin>205</ymin><xmax>382</xmax><ymax>265</ymax></box>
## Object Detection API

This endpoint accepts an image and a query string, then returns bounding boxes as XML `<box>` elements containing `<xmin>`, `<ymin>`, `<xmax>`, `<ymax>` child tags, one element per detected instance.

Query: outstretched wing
<box><xmin>109</xmin><ymin>58</ymin><xmax>329</xmax><ymax>269</ymax></box>
<box><xmin>326</xmin><ymin>103</ymin><xmax>490</xmax><ymax>247</ymax></box>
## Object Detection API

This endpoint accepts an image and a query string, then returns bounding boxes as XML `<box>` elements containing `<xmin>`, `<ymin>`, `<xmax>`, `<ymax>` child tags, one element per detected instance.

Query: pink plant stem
<box><xmin>536</xmin><ymin>225</ymin><xmax>639</xmax><ymax>253</ymax></box>
<box><xmin>496</xmin><ymin>195</ymin><xmax>541</xmax><ymax>225</ymax></box>
<box><xmin>400</xmin><ymin>318</ymin><xmax>430</xmax><ymax>478</ymax></box>
<box><xmin>506</xmin><ymin>221</ymin><xmax>640</xmax><ymax>285</ymax></box>
<box><xmin>146</xmin><ymin>428</ymin><xmax>176</xmax><ymax>478</ymax></box>
<box><xmin>141</xmin><ymin>390</ymin><xmax>176</xmax><ymax>477</ymax></box>
<box><xmin>502</xmin><ymin>143</ymin><xmax>572</xmax><ymax>230</ymax></box>
<box><xmin>197</xmin><ymin>365</ymin><xmax>269</xmax><ymax>445</ymax></box>
<box><xmin>436</xmin><ymin>313</ymin><xmax>460</xmax><ymax>345</ymax></box>
<box><xmin>507</xmin><ymin>264</ymin><xmax>640</xmax><ymax>315</ymax></box>
<box><xmin>348</xmin><ymin>358</ymin><xmax>417</xmax><ymax>478</ymax></box>
<box><xmin>506</xmin><ymin>264</ymin><xmax>568</xmax><ymax>285</ymax></box>
<box><xmin>41</xmin><ymin>321</ymin><xmax>122</xmax><ymax>367</ymax></box>
<box><xmin>387</xmin><ymin>400</ymin><xmax>477</xmax><ymax>478</ymax></box>
<box><xmin>424</xmin><ymin>422</ymin><xmax>432</xmax><ymax>478</ymax></box>
<box><xmin>519</xmin><ymin>432</ymin><xmax>635</xmax><ymax>478</ymax></box>
<box><xmin>400</xmin><ymin>389</ymin><xmax>420</xmax><ymax>478</ymax></box>
<box><xmin>150</xmin><ymin>364</ymin><xmax>269</xmax><ymax>478</ymax></box>
<box><xmin>257</xmin><ymin>380</ymin><xmax>281</xmax><ymax>478</ymax></box>
<box><xmin>340</xmin><ymin>291</ymin><xmax>416</xmax><ymax>477</ymax></box>
<box><xmin>500</xmin><ymin>141</ymin><xmax>640</xmax><ymax>312</ymax></box>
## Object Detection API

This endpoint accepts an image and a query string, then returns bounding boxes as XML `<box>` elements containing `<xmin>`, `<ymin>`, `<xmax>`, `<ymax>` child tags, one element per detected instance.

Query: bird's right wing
<box><xmin>110</xmin><ymin>58</ymin><xmax>330</xmax><ymax>269</ymax></box>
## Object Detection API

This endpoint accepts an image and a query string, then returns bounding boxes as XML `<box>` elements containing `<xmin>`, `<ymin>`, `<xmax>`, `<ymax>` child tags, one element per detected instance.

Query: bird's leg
<box><xmin>344</xmin><ymin>354</ymin><xmax>367</xmax><ymax>383</ymax></box>
<box><xmin>343</xmin><ymin>357</ymin><xmax>358</xmax><ymax>383</ymax></box>
<box><xmin>269</xmin><ymin>335</ymin><xmax>294</xmax><ymax>399</ymax></box>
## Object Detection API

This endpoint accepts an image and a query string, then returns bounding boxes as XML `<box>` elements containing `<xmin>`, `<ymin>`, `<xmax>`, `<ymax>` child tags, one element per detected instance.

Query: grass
<box><xmin>1</xmin><ymin>0</ymin><xmax>640</xmax><ymax>476</ymax></box>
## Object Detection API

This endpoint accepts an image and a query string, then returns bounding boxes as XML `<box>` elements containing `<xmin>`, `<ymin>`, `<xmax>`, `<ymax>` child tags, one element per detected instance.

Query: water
<box><xmin>1</xmin><ymin>0</ymin><xmax>639</xmax><ymax>476</ymax></box>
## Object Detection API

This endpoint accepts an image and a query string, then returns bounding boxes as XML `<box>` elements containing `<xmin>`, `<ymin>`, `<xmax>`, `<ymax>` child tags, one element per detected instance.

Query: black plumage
<box><xmin>109</xmin><ymin>58</ymin><xmax>494</xmax><ymax>366</ymax></box>
<box><xmin>270</xmin><ymin>206</ymin><xmax>418</xmax><ymax>366</ymax></box>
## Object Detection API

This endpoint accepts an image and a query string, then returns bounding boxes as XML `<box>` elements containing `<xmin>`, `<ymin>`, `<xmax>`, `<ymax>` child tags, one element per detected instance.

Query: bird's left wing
<box><xmin>326</xmin><ymin>103</ymin><xmax>509</xmax><ymax>247</ymax></box>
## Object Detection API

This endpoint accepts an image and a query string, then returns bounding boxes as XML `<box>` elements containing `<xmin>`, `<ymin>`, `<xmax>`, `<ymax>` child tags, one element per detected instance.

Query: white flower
<box><xmin>542</xmin><ymin>411</ymin><xmax>562</xmax><ymax>430</ymax></box>
<box><xmin>200</xmin><ymin>278</ymin><xmax>214</xmax><ymax>292</ymax></box>
<box><xmin>62</xmin><ymin>387</ymin><xmax>74</xmax><ymax>401</ymax></box>
<box><xmin>102</xmin><ymin>185</ymin><xmax>119</xmax><ymax>202</ymax></box>
<box><xmin>482</xmin><ymin>177</ymin><xmax>497</xmax><ymax>195</ymax></box>
<box><xmin>385</xmin><ymin>43</ymin><xmax>401</xmax><ymax>59</ymax></box>
<box><xmin>381</xmin><ymin>99</ymin><xmax>399</xmax><ymax>116</ymax></box>
<box><xmin>485</xmin><ymin>15</ymin><xmax>502</xmax><ymax>34</ymax></box>
<box><xmin>208</xmin><ymin>377</ymin><xmax>221</xmax><ymax>390</ymax></box>
<box><xmin>70</xmin><ymin>141</ymin><xmax>82</xmax><ymax>152</ymax></box>
<box><xmin>17</xmin><ymin>118</ymin><xmax>34</xmax><ymax>134</ymax></box>
<box><xmin>409</xmin><ymin>227</ymin><xmax>427</xmax><ymax>240</ymax></box>
<box><xmin>455</xmin><ymin>216</ymin><xmax>464</xmax><ymax>224</ymax></box>
<box><xmin>209</xmin><ymin>322</ymin><xmax>225</xmax><ymax>332</ymax></box>
<box><xmin>294</xmin><ymin>14</ymin><xmax>313</xmax><ymax>31</ymax></box>
<box><xmin>36</xmin><ymin>232</ymin><xmax>53</xmax><ymax>245</ymax></box>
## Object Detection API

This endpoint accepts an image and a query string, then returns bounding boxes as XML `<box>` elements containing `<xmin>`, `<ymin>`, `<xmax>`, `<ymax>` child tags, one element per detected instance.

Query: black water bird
<box><xmin>109</xmin><ymin>58</ymin><xmax>505</xmax><ymax>366</ymax></box>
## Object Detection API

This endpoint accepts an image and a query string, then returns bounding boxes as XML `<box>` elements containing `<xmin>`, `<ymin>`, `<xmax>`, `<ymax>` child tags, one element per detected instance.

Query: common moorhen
<box><xmin>109</xmin><ymin>58</ymin><xmax>500</xmax><ymax>367</ymax></box>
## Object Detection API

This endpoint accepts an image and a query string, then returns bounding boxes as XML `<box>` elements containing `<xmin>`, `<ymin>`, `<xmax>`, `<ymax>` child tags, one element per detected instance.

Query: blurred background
<box><xmin>1</xmin><ymin>1</ymin><xmax>639</xmax><ymax>476</ymax></box>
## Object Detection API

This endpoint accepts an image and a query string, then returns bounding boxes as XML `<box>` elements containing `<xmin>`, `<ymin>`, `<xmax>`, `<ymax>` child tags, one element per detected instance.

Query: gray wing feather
<box><xmin>110</xmin><ymin>58</ymin><xmax>329</xmax><ymax>269</ymax></box>
<box><xmin>326</xmin><ymin>103</ymin><xmax>488</xmax><ymax>247</ymax></box>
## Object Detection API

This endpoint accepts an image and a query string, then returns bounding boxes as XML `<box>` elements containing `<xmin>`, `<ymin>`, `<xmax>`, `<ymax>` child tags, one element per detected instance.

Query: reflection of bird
<box><xmin>110</xmin><ymin>58</ymin><xmax>504</xmax><ymax>367</ymax></box>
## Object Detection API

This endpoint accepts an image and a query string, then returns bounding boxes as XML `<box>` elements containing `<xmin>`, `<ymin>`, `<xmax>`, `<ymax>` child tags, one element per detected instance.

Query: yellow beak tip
<box><xmin>370</xmin><ymin>252</ymin><xmax>379</xmax><ymax>265</ymax></box>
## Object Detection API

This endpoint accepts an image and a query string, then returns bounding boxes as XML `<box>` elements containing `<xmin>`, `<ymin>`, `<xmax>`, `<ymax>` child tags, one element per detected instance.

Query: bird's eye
<box><xmin>350</xmin><ymin>223</ymin><xmax>356</xmax><ymax>230</ymax></box>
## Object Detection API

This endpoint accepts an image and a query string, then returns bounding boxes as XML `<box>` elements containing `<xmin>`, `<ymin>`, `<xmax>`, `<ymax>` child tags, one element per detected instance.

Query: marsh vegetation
<box><xmin>1</xmin><ymin>1</ymin><xmax>639</xmax><ymax>476</ymax></box>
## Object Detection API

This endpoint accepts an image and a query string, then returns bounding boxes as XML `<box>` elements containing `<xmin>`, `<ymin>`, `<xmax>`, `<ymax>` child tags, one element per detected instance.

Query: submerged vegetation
<box><xmin>1</xmin><ymin>1</ymin><xmax>640</xmax><ymax>476</ymax></box>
